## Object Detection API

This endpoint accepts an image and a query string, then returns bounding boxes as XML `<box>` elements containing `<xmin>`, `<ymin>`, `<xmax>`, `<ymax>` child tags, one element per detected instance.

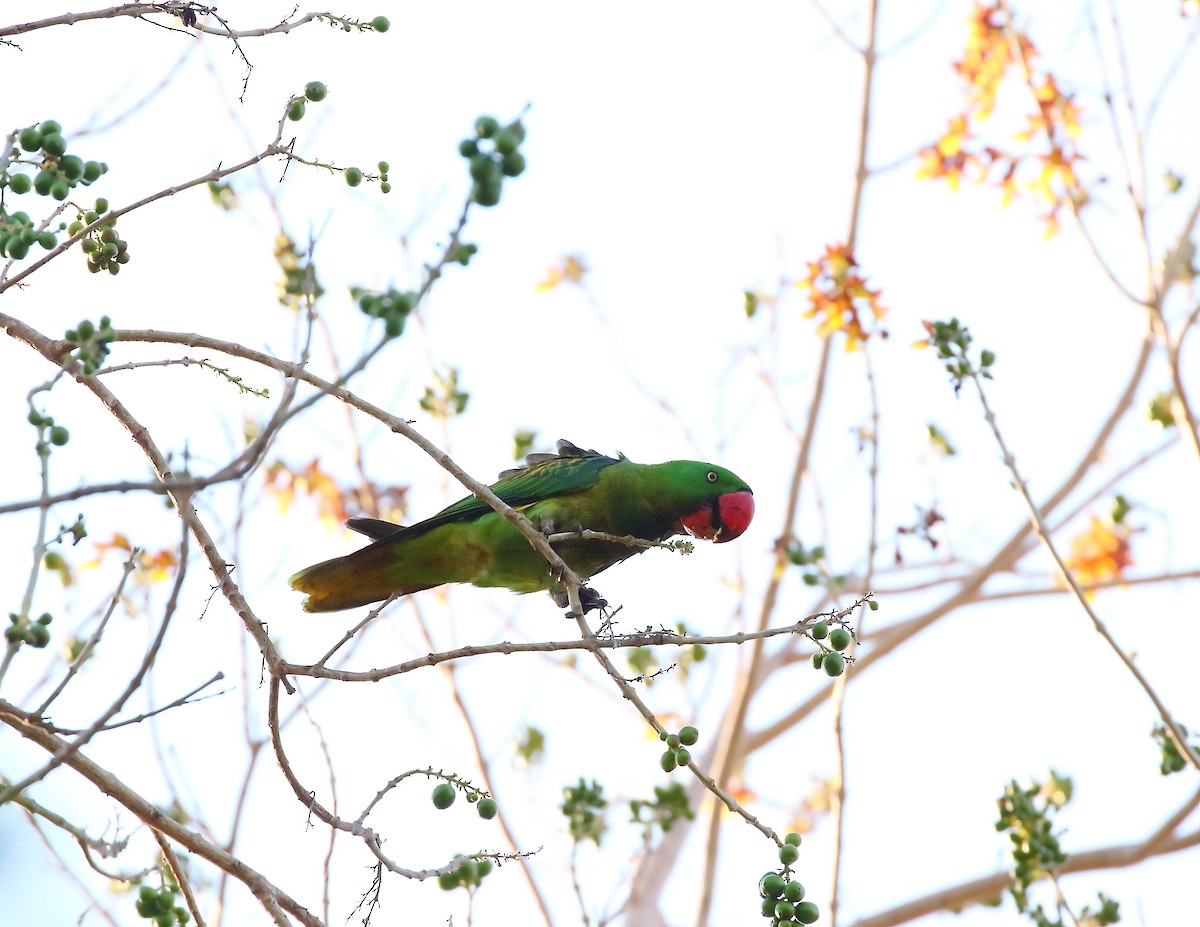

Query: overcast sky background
<box><xmin>2</xmin><ymin>2</ymin><xmax>1198</xmax><ymax>926</ymax></box>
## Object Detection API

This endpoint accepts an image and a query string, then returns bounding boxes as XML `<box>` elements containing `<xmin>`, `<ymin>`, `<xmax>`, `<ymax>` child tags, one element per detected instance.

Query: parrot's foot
<box><xmin>551</xmin><ymin>586</ymin><xmax>608</xmax><ymax>617</ymax></box>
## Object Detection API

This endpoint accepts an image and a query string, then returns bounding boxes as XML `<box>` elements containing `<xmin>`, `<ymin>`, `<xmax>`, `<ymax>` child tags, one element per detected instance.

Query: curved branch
<box><xmin>0</xmin><ymin>700</ymin><xmax>322</xmax><ymax>927</ymax></box>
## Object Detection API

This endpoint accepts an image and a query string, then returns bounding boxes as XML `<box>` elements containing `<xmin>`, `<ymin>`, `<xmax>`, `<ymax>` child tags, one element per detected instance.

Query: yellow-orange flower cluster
<box><xmin>265</xmin><ymin>459</ymin><xmax>408</xmax><ymax>531</ymax></box>
<box><xmin>1065</xmin><ymin>515</ymin><xmax>1134</xmax><ymax>587</ymax></box>
<box><xmin>87</xmin><ymin>533</ymin><xmax>180</xmax><ymax>584</ymax></box>
<box><xmin>918</xmin><ymin>2</ymin><xmax>1085</xmax><ymax>235</ymax></box>
<box><xmin>266</xmin><ymin>459</ymin><xmax>350</xmax><ymax>529</ymax></box>
<box><xmin>535</xmin><ymin>254</ymin><xmax>589</xmax><ymax>292</ymax></box>
<box><xmin>797</xmin><ymin>244</ymin><xmax>888</xmax><ymax>351</ymax></box>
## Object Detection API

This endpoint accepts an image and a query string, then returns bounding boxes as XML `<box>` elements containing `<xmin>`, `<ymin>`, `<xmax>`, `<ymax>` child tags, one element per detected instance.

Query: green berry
<box><xmin>674</xmin><ymin>748</ymin><xmax>690</xmax><ymax>766</ymax></box>
<box><xmin>784</xmin><ymin>832</ymin><xmax>802</xmax><ymax>847</ymax></box>
<box><xmin>500</xmin><ymin>151</ymin><xmax>526</xmax><ymax>178</ymax></box>
<box><xmin>18</xmin><ymin>127</ymin><xmax>41</xmax><ymax>151</ymax></box>
<box><xmin>437</xmin><ymin>870</ymin><xmax>457</xmax><ymax>890</ymax></box>
<box><xmin>477</xmin><ymin>859</ymin><xmax>493</xmax><ymax>879</ymax></box>
<box><xmin>493</xmin><ymin>129</ymin><xmax>517</xmax><ymax>155</ymax></box>
<box><xmin>34</xmin><ymin>171</ymin><xmax>55</xmax><ymax>196</ymax></box>
<box><xmin>660</xmin><ymin>750</ymin><xmax>677</xmax><ymax>773</ymax></box>
<box><xmin>379</xmin><ymin>181</ymin><xmax>391</xmax><ymax>194</ymax></box>
<box><xmin>50</xmin><ymin>181</ymin><xmax>70</xmax><ymax>201</ymax></box>
<box><xmin>49</xmin><ymin>426</ymin><xmax>69</xmax><ymax>446</ymax></box>
<box><xmin>822</xmin><ymin>652</ymin><xmax>845</xmax><ymax>677</ymax></box>
<box><xmin>477</xmin><ymin>798</ymin><xmax>497</xmax><ymax>819</ymax></box>
<box><xmin>868</xmin><ymin>598</ymin><xmax>879</xmax><ymax>611</ymax></box>
<box><xmin>82</xmin><ymin>161</ymin><xmax>102</xmax><ymax>183</ymax></box>
<box><xmin>4</xmin><ymin>625</ymin><xmax>23</xmax><ymax>644</ymax></box>
<box><xmin>5</xmin><ymin>237</ymin><xmax>29</xmax><ymax>260</ymax></box>
<box><xmin>287</xmin><ymin>100</ymin><xmax>306</xmax><ymax>121</ymax></box>
<box><xmin>469</xmin><ymin>154</ymin><xmax>498</xmax><ymax>182</ymax></box>
<box><xmin>761</xmin><ymin>897</ymin><xmax>778</xmax><ymax>917</ymax></box>
<box><xmin>785</xmin><ymin>880</ymin><xmax>805</xmax><ymax>902</ymax></box>
<box><xmin>459</xmin><ymin>138</ymin><xmax>479</xmax><ymax>158</ymax></box>
<box><xmin>344</xmin><ymin>167</ymin><xmax>363</xmax><ymax>187</ymax></box>
<box><xmin>473</xmin><ymin>178</ymin><xmax>501</xmax><ymax>207</ymax></box>
<box><xmin>810</xmin><ymin>652</ymin><xmax>824</xmax><ymax>670</ymax></box>
<box><xmin>38</xmin><ymin>231</ymin><xmax>56</xmax><ymax>249</ymax></box>
<box><xmin>828</xmin><ymin>628</ymin><xmax>852</xmax><ymax>651</ymax></box>
<box><xmin>371</xmin><ymin>15</ymin><xmax>390</xmax><ymax>32</ymax></box>
<box><xmin>665</xmin><ymin>733</ymin><xmax>681</xmax><ymax>749</ymax></box>
<box><xmin>795</xmin><ymin>901</ymin><xmax>820</xmax><ymax>924</ymax></box>
<box><xmin>759</xmin><ymin>873</ymin><xmax>786</xmax><ymax>898</ymax></box>
<box><xmin>40</xmin><ymin>120</ymin><xmax>62</xmax><ymax>136</ymax></box>
<box><xmin>60</xmin><ymin>155</ymin><xmax>84</xmax><ymax>180</ymax></box>
<box><xmin>811</xmin><ymin>621</ymin><xmax>828</xmax><ymax>640</ymax></box>
<box><xmin>431</xmin><ymin>783</ymin><xmax>456</xmax><ymax>809</ymax></box>
<box><xmin>378</xmin><ymin>160</ymin><xmax>390</xmax><ymax>173</ymax></box>
<box><xmin>474</xmin><ymin>116</ymin><xmax>500</xmax><ymax>138</ymax></box>
<box><xmin>28</xmin><ymin>623</ymin><xmax>50</xmax><ymax>648</ymax></box>
<box><xmin>679</xmin><ymin>725</ymin><xmax>699</xmax><ymax>746</ymax></box>
<box><xmin>776</xmin><ymin>900</ymin><xmax>796</xmax><ymax>920</ymax></box>
<box><xmin>8</xmin><ymin>173</ymin><xmax>32</xmax><ymax>194</ymax></box>
<box><xmin>41</xmin><ymin>133</ymin><xmax>67</xmax><ymax>157</ymax></box>
<box><xmin>457</xmin><ymin>859</ymin><xmax>479</xmax><ymax>884</ymax></box>
<box><xmin>304</xmin><ymin>81</ymin><xmax>327</xmax><ymax>102</ymax></box>
<box><xmin>779</xmin><ymin>843</ymin><xmax>799</xmax><ymax>865</ymax></box>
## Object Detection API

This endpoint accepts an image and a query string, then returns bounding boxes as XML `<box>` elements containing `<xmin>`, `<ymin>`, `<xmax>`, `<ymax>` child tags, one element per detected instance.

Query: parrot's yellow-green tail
<box><xmin>289</xmin><ymin>555</ymin><xmax>434</xmax><ymax>612</ymax></box>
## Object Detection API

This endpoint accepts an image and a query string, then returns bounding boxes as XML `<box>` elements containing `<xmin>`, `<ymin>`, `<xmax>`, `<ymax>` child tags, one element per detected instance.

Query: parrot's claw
<box><xmin>552</xmin><ymin>586</ymin><xmax>608</xmax><ymax>617</ymax></box>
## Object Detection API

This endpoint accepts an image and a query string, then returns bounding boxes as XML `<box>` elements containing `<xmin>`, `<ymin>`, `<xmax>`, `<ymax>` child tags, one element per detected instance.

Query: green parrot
<box><xmin>290</xmin><ymin>439</ymin><xmax>754</xmax><ymax>613</ymax></box>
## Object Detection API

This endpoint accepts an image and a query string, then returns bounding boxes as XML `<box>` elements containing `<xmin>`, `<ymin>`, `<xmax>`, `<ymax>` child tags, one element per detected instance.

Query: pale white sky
<box><xmin>2</xmin><ymin>2</ymin><xmax>1198</xmax><ymax>926</ymax></box>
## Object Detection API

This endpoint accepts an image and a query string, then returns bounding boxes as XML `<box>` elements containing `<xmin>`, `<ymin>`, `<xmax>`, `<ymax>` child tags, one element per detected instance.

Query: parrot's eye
<box><xmin>706</xmin><ymin>470</ymin><xmax>718</xmax><ymax>483</ymax></box>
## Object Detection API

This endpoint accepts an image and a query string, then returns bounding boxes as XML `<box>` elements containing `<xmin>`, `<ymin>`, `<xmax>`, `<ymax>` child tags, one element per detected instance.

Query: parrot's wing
<box><xmin>355</xmin><ymin>440</ymin><xmax>621</xmax><ymax>542</ymax></box>
<box><xmin>346</xmin><ymin>517</ymin><xmax>406</xmax><ymax>540</ymax></box>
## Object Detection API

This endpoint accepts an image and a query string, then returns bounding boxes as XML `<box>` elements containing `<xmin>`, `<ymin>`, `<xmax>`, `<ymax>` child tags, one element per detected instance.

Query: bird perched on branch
<box><xmin>290</xmin><ymin>439</ymin><xmax>754</xmax><ymax>613</ymax></box>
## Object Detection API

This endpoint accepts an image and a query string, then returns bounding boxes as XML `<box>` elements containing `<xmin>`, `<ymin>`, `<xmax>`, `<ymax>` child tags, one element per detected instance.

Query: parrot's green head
<box><xmin>662</xmin><ymin>461</ymin><xmax>755</xmax><ymax>544</ymax></box>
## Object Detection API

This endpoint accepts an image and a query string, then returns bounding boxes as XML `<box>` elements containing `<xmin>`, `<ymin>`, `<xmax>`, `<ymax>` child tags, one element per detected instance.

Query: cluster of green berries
<box><xmin>1153</xmin><ymin>724</ymin><xmax>1198</xmax><ymax>775</ymax></box>
<box><xmin>451</xmin><ymin>241</ymin><xmax>478</xmax><ymax>266</ymax></box>
<box><xmin>352</xmin><ymin>286</ymin><xmax>417</xmax><ymax>338</ymax></box>
<box><xmin>68</xmin><ymin>201</ymin><xmax>130</xmax><ymax>275</ymax></box>
<box><xmin>437</xmin><ymin>855</ymin><xmax>493</xmax><ymax>891</ymax></box>
<box><xmin>561</xmin><ymin>777</ymin><xmax>607</xmax><ymax>845</ymax></box>
<box><xmin>630</xmin><ymin>781</ymin><xmax>694</xmax><ymax>833</ymax></box>
<box><xmin>5</xmin><ymin>613</ymin><xmax>52</xmax><ymax>648</ymax></box>
<box><xmin>4</xmin><ymin>119</ymin><xmax>107</xmax><ymax>200</ymax></box>
<box><xmin>922</xmin><ymin>318</ymin><xmax>994</xmax><ymax>394</ymax></box>
<box><xmin>0</xmin><ymin>210</ymin><xmax>57</xmax><ymax>261</ymax></box>
<box><xmin>995</xmin><ymin>775</ymin><xmax>1070</xmax><ymax>912</ymax></box>
<box><xmin>460</xmin><ymin>116</ymin><xmax>526</xmax><ymax>207</ymax></box>
<box><xmin>344</xmin><ymin>161</ymin><xmax>391</xmax><ymax>194</ymax></box>
<box><xmin>808</xmin><ymin>620</ymin><xmax>858</xmax><ymax>677</ymax></box>
<box><xmin>29</xmin><ymin>407</ymin><xmax>70</xmax><ymax>454</ymax></box>
<box><xmin>430</xmin><ymin>781</ymin><xmax>497</xmax><ymax>820</ymax></box>
<box><xmin>135</xmin><ymin>884</ymin><xmax>189</xmax><ymax>926</ymax></box>
<box><xmin>289</xmin><ymin>82</ymin><xmax>330</xmax><ymax>125</ymax></box>
<box><xmin>659</xmin><ymin>725</ymin><xmax>699</xmax><ymax>772</ymax></box>
<box><xmin>758</xmin><ymin>834</ymin><xmax>818</xmax><ymax>925</ymax></box>
<box><xmin>64</xmin><ymin>315</ymin><xmax>115</xmax><ymax>374</ymax></box>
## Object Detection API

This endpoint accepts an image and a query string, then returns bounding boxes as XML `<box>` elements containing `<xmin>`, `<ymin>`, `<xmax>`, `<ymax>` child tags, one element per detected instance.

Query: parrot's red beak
<box><xmin>681</xmin><ymin>491</ymin><xmax>755</xmax><ymax>543</ymax></box>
